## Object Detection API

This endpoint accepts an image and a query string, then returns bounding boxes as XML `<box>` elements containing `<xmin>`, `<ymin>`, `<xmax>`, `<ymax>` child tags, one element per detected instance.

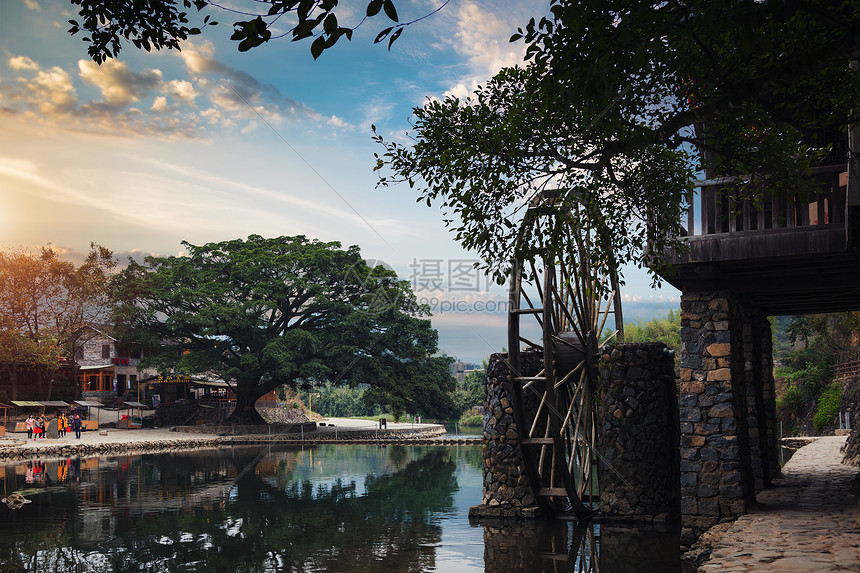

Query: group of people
<box><xmin>25</xmin><ymin>412</ymin><xmax>83</xmax><ymax>440</ymax></box>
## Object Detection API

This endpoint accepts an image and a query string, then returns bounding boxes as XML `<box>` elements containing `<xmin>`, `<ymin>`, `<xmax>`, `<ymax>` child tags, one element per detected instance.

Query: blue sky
<box><xmin>0</xmin><ymin>0</ymin><xmax>679</xmax><ymax>363</ymax></box>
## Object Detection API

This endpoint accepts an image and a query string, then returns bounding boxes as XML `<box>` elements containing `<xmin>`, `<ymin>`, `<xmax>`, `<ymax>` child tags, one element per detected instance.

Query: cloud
<box><xmin>9</xmin><ymin>56</ymin><xmax>38</xmax><ymax>71</ymax></box>
<box><xmin>164</xmin><ymin>79</ymin><xmax>198</xmax><ymax>105</ymax></box>
<box><xmin>0</xmin><ymin>156</ymin><xmax>99</xmax><ymax>207</ymax></box>
<box><xmin>151</xmin><ymin>96</ymin><xmax>169</xmax><ymax>112</ymax></box>
<box><xmin>177</xmin><ymin>42</ymin><xmax>322</xmax><ymax>124</ymax></box>
<box><xmin>25</xmin><ymin>66</ymin><xmax>77</xmax><ymax>115</ymax></box>
<box><xmin>78</xmin><ymin>59</ymin><xmax>163</xmax><ymax>107</ymax></box>
<box><xmin>0</xmin><ymin>41</ymin><xmax>335</xmax><ymax>140</ymax></box>
<box><xmin>328</xmin><ymin>115</ymin><xmax>349</xmax><ymax>129</ymax></box>
<box><xmin>437</xmin><ymin>1</ymin><xmax>537</xmax><ymax>99</ymax></box>
<box><xmin>24</xmin><ymin>0</ymin><xmax>40</xmax><ymax>11</ymax></box>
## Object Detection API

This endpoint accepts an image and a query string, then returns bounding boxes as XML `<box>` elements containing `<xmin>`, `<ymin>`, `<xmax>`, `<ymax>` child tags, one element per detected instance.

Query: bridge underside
<box><xmin>664</xmin><ymin>225</ymin><xmax>860</xmax><ymax>316</ymax></box>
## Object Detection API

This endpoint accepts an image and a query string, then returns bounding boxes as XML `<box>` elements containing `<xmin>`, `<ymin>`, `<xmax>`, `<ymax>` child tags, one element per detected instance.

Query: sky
<box><xmin>0</xmin><ymin>0</ymin><xmax>680</xmax><ymax>364</ymax></box>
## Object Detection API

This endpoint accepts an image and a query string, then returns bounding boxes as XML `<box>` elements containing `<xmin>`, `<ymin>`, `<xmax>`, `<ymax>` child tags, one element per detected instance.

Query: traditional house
<box><xmin>74</xmin><ymin>326</ymin><xmax>158</xmax><ymax>400</ymax></box>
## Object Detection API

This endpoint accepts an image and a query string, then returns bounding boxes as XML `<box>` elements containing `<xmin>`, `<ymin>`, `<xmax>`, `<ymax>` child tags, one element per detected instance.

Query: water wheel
<box><xmin>507</xmin><ymin>199</ymin><xmax>624</xmax><ymax>519</ymax></box>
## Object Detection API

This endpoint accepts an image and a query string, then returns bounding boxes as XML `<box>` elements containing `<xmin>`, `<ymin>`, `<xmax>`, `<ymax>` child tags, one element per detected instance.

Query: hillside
<box><xmin>773</xmin><ymin>314</ymin><xmax>860</xmax><ymax>437</ymax></box>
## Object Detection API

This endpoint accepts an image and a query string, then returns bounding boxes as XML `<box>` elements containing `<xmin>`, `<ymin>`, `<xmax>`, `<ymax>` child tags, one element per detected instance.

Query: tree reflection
<box><xmin>0</xmin><ymin>446</ymin><xmax>463</xmax><ymax>572</ymax></box>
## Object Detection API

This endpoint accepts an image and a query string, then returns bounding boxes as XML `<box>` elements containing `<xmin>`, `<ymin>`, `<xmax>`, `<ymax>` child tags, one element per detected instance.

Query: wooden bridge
<box><xmin>657</xmin><ymin>133</ymin><xmax>860</xmax><ymax>543</ymax></box>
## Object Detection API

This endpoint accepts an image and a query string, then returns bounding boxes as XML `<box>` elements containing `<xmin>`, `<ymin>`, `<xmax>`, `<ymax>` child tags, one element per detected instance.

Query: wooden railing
<box><xmin>834</xmin><ymin>359</ymin><xmax>860</xmax><ymax>380</ymax></box>
<box><xmin>681</xmin><ymin>167</ymin><xmax>848</xmax><ymax>237</ymax></box>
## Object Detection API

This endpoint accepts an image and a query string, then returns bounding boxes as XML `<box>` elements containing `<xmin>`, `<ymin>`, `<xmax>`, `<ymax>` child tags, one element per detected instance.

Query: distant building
<box><xmin>449</xmin><ymin>360</ymin><xmax>480</xmax><ymax>383</ymax></box>
<box><xmin>450</xmin><ymin>360</ymin><xmax>467</xmax><ymax>383</ymax></box>
<box><xmin>74</xmin><ymin>326</ymin><xmax>158</xmax><ymax>399</ymax></box>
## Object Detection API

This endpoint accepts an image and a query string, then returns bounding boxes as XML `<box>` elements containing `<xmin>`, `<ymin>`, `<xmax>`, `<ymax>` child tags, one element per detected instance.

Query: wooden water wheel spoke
<box><xmin>507</xmin><ymin>200</ymin><xmax>624</xmax><ymax>519</ymax></box>
<box><xmin>519</xmin><ymin>335</ymin><xmax>544</xmax><ymax>350</ymax></box>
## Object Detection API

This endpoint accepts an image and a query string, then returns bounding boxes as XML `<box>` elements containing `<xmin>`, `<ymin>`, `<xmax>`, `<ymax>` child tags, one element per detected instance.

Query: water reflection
<box><xmin>0</xmin><ymin>445</ymin><xmax>482</xmax><ymax>572</ymax></box>
<box><xmin>475</xmin><ymin>518</ymin><xmax>681</xmax><ymax>573</ymax></box>
<box><xmin>0</xmin><ymin>445</ymin><xmax>681</xmax><ymax>572</ymax></box>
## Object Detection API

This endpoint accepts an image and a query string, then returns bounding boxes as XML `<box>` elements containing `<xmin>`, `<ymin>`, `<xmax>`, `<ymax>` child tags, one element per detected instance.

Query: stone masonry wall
<box><xmin>679</xmin><ymin>290</ymin><xmax>776</xmax><ymax>544</ymax></box>
<box><xmin>469</xmin><ymin>351</ymin><xmax>543</xmax><ymax>519</ymax></box>
<box><xmin>598</xmin><ymin>343</ymin><xmax>680</xmax><ymax>522</ymax></box>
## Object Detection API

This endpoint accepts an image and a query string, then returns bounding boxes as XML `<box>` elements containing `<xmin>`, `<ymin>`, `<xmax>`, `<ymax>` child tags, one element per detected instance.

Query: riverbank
<box><xmin>0</xmin><ymin>418</ymin><xmax>473</xmax><ymax>461</ymax></box>
<box><xmin>691</xmin><ymin>436</ymin><xmax>860</xmax><ymax>572</ymax></box>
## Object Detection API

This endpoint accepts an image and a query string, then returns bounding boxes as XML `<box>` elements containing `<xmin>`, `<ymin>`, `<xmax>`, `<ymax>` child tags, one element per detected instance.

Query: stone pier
<box><xmin>679</xmin><ymin>290</ymin><xmax>779</xmax><ymax>543</ymax></box>
<box><xmin>472</xmin><ymin>345</ymin><xmax>682</xmax><ymax>522</ymax></box>
<box><xmin>598</xmin><ymin>343</ymin><xmax>680</xmax><ymax>522</ymax></box>
<box><xmin>469</xmin><ymin>351</ymin><xmax>542</xmax><ymax>518</ymax></box>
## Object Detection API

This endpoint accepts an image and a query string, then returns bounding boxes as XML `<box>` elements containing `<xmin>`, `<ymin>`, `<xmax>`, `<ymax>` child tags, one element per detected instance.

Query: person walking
<box><xmin>25</xmin><ymin>415</ymin><xmax>34</xmax><ymax>440</ymax></box>
<box><xmin>72</xmin><ymin>414</ymin><xmax>82</xmax><ymax>439</ymax></box>
<box><xmin>33</xmin><ymin>417</ymin><xmax>42</xmax><ymax>441</ymax></box>
<box><xmin>58</xmin><ymin>413</ymin><xmax>66</xmax><ymax>438</ymax></box>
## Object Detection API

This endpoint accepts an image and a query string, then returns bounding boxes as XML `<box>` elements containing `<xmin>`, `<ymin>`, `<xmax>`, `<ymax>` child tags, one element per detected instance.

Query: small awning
<box><xmin>40</xmin><ymin>401</ymin><xmax>70</xmax><ymax>407</ymax></box>
<box><xmin>74</xmin><ymin>400</ymin><xmax>103</xmax><ymax>407</ymax></box>
<box><xmin>78</xmin><ymin>364</ymin><xmax>114</xmax><ymax>370</ymax></box>
<box><xmin>123</xmin><ymin>401</ymin><xmax>147</xmax><ymax>408</ymax></box>
<box><xmin>191</xmin><ymin>380</ymin><xmax>230</xmax><ymax>388</ymax></box>
<box><xmin>11</xmin><ymin>401</ymin><xmax>42</xmax><ymax>407</ymax></box>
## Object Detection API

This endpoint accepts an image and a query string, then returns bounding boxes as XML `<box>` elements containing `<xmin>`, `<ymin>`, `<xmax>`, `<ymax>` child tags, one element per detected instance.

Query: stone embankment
<box><xmin>0</xmin><ymin>424</ymin><xmax>472</xmax><ymax>462</ymax></box>
<box><xmin>693</xmin><ymin>436</ymin><xmax>860</xmax><ymax>572</ymax></box>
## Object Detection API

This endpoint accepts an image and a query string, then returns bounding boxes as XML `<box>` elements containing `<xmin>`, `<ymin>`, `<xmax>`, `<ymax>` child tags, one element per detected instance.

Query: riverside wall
<box><xmin>0</xmin><ymin>425</ymin><xmax>453</xmax><ymax>461</ymax></box>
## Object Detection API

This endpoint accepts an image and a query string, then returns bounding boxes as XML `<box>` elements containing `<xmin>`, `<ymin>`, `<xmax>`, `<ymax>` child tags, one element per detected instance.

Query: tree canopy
<box><xmin>67</xmin><ymin>0</ymin><xmax>437</xmax><ymax>61</ymax></box>
<box><xmin>374</xmin><ymin>0</ymin><xmax>860</xmax><ymax>282</ymax></box>
<box><xmin>113</xmin><ymin>235</ymin><xmax>455</xmax><ymax>423</ymax></box>
<box><xmin>0</xmin><ymin>244</ymin><xmax>116</xmax><ymax>398</ymax></box>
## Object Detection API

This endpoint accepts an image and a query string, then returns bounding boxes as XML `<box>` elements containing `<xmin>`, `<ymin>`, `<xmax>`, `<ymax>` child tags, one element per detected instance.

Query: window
<box><xmin>102</xmin><ymin>345</ymin><xmax>110</xmax><ymax>359</ymax></box>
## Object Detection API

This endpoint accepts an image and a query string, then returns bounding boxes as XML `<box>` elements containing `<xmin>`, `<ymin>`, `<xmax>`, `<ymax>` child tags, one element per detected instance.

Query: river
<box><xmin>0</xmin><ymin>444</ymin><xmax>682</xmax><ymax>572</ymax></box>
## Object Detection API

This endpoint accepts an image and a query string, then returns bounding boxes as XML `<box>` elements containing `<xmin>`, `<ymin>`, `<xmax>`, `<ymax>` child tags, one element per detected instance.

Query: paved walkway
<box><xmin>700</xmin><ymin>436</ymin><xmax>860</xmax><ymax>572</ymax></box>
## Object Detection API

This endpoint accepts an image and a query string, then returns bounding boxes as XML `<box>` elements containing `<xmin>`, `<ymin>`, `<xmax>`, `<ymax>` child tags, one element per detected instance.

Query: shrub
<box><xmin>458</xmin><ymin>410</ymin><xmax>484</xmax><ymax>426</ymax></box>
<box><xmin>798</xmin><ymin>363</ymin><xmax>830</xmax><ymax>396</ymax></box>
<box><xmin>777</xmin><ymin>384</ymin><xmax>804</xmax><ymax>422</ymax></box>
<box><xmin>813</xmin><ymin>381</ymin><xmax>842</xmax><ymax>433</ymax></box>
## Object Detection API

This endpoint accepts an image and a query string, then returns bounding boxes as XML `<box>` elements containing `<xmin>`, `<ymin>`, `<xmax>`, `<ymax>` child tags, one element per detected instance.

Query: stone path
<box><xmin>699</xmin><ymin>436</ymin><xmax>860</xmax><ymax>572</ymax></box>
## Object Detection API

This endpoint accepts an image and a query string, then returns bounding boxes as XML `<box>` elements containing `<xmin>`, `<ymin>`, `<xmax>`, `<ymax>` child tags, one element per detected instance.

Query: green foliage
<box><xmin>623</xmin><ymin>310</ymin><xmax>680</xmax><ymax>352</ymax></box>
<box><xmin>793</xmin><ymin>363</ymin><xmax>831</xmax><ymax>397</ymax></box>
<box><xmin>114</xmin><ymin>235</ymin><xmax>454</xmax><ymax>423</ymax></box>
<box><xmin>457</xmin><ymin>410</ymin><xmax>483</xmax><ymax>427</ymax></box>
<box><xmin>776</xmin><ymin>384</ymin><xmax>804</xmax><ymax>423</ymax></box>
<box><xmin>788</xmin><ymin>313</ymin><xmax>860</xmax><ymax>370</ymax></box>
<box><xmin>774</xmin><ymin>312</ymin><xmax>860</xmax><ymax>434</ymax></box>
<box><xmin>374</xmin><ymin>63</ymin><xmax>696</xmax><ymax>284</ymax></box>
<box><xmin>449</xmin><ymin>365</ymin><xmax>486</xmax><ymax>419</ymax></box>
<box><xmin>302</xmin><ymin>385</ymin><xmax>381</xmax><ymax>418</ymax></box>
<box><xmin>375</xmin><ymin>2</ymin><xmax>860</xmax><ymax>283</ymax></box>
<box><xmin>68</xmin><ymin>0</ymin><xmax>421</xmax><ymax>62</ymax></box>
<box><xmin>813</xmin><ymin>381</ymin><xmax>842</xmax><ymax>433</ymax></box>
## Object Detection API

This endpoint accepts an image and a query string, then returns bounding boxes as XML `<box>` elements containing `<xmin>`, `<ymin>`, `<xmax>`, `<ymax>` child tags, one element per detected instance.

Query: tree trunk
<box><xmin>226</xmin><ymin>387</ymin><xmax>267</xmax><ymax>425</ymax></box>
<box><xmin>6</xmin><ymin>364</ymin><xmax>17</xmax><ymax>401</ymax></box>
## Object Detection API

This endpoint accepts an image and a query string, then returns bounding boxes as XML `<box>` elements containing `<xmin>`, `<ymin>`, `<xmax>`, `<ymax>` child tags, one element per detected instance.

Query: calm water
<box><xmin>0</xmin><ymin>445</ymin><xmax>681</xmax><ymax>572</ymax></box>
